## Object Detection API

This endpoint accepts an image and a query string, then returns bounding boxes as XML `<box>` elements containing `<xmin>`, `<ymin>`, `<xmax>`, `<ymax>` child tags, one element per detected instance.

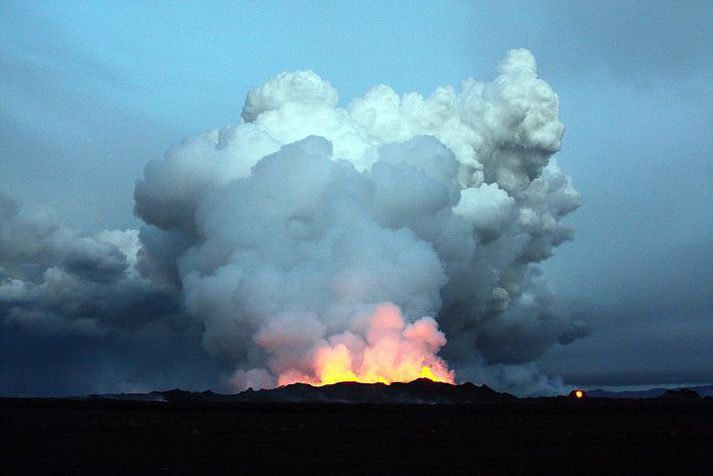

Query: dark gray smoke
<box><xmin>0</xmin><ymin>191</ymin><xmax>179</xmax><ymax>335</ymax></box>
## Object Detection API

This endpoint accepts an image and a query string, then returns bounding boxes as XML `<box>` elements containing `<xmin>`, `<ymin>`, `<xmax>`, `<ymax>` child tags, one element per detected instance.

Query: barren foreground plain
<box><xmin>2</xmin><ymin>394</ymin><xmax>713</xmax><ymax>474</ymax></box>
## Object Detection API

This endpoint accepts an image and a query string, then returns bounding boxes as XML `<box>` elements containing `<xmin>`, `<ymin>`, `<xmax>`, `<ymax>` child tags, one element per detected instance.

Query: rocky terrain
<box><xmin>2</xmin><ymin>380</ymin><xmax>712</xmax><ymax>474</ymax></box>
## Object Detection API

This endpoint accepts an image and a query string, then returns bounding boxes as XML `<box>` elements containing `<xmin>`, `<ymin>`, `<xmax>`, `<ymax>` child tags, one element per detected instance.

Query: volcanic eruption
<box><xmin>127</xmin><ymin>48</ymin><xmax>584</xmax><ymax>392</ymax></box>
<box><xmin>274</xmin><ymin>302</ymin><xmax>454</xmax><ymax>386</ymax></box>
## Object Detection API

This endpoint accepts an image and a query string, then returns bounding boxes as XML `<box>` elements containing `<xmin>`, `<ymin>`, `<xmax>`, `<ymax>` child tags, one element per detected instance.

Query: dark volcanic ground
<box><xmin>2</xmin><ymin>397</ymin><xmax>713</xmax><ymax>474</ymax></box>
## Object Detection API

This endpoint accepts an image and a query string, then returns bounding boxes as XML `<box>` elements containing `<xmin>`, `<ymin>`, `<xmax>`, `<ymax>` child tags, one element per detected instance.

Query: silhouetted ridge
<box><xmin>587</xmin><ymin>384</ymin><xmax>713</xmax><ymax>399</ymax></box>
<box><xmin>90</xmin><ymin>379</ymin><xmax>514</xmax><ymax>404</ymax></box>
<box><xmin>68</xmin><ymin>381</ymin><xmax>713</xmax><ymax>404</ymax></box>
<box><xmin>240</xmin><ymin>378</ymin><xmax>514</xmax><ymax>404</ymax></box>
<box><xmin>659</xmin><ymin>388</ymin><xmax>701</xmax><ymax>400</ymax></box>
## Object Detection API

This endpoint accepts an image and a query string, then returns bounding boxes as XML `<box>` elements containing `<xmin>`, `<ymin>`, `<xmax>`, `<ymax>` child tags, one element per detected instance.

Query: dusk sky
<box><xmin>1</xmin><ymin>0</ymin><xmax>712</xmax><ymax>396</ymax></box>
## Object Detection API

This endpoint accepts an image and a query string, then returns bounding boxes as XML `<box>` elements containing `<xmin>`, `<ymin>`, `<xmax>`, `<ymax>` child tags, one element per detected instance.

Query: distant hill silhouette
<box><xmin>587</xmin><ymin>384</ymin><xmax>713</xmax><ymax>399</ymax></box>
<box><xmin>240</xmin><ymin>378</ymin><xmax>514</xmax><ymax>404</ymax></box>
<box><xmin>659</xmin><ymin>388</ymin><xmax>701</xmax><ymax>400</ymax></box>
<box><xmin>87</xmin><ymin>381</ymin><xmax>713</xmax><ymax>403</ymax></box>
<box><xmin>94</xmin><ymin>379</ymin><xmax>515</xmax><ymax>404</ymax></box>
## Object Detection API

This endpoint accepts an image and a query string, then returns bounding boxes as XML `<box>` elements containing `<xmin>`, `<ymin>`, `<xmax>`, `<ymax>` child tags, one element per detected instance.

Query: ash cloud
<box><xmin>132</xmin><ymin>49</ymin><xmax>585</xmax><ymax>391</ymax></box>
<box><xmin>1</xmin><ymin>50</ymin><xmax>585</xmax><ymax>395</ymax></box>
<box><xmin>0</xmin><ymin>190</ymin><xmax>211</xmax><ymax>396</ymax></box>
<box><xmin>0</xmin><ymin>191</ymin><xmax>179</xmax><ymax>335</ymax></box>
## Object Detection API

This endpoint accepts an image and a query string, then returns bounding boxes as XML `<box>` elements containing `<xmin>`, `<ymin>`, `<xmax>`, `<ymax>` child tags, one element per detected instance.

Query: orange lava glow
<box><xmin>575</xmin><ymin>389</ymin><xmax>584</xmax><ymax>398</ymax></box>
<box><xmin>277</xmin><ymin>302</ymin><xmax>455</xmax><ymax>386</ymax></box>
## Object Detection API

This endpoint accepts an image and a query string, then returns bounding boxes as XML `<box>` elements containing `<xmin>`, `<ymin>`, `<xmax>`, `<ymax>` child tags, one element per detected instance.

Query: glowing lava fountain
<box><xmin>276</xmin><ymin>303</ymin><xmax>455</xmax><ymax>387</ymax></box>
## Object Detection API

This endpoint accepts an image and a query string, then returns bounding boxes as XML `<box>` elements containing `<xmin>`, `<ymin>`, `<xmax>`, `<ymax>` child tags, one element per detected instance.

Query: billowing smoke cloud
<box><xmin>130</xmin><ymin>49</ymin><xmax>586</xmax><ymax>391</ymax></box>
<box><xmin>0</xmin><ymin>191</ymin><xmax>179</xmax><ymax>336</ymax></box>
<box><xmin>0</xmin><ymin>50</ymin><xmax>585</xmax><ymax>395</ymax></box>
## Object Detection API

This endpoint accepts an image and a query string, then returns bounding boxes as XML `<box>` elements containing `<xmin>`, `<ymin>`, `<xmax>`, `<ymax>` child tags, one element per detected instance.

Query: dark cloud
<box><xmin>0</xmin><ymin>191</ymin><xmax>182</xmax><ymax>334</ymax></box>
<box><xmin>539</xmin><ymin>240</ymin><xmax>713</xmax><ymax>386</ymax></box>
<box><xmin>0</xmin><ymin>190</ymin><xmax>218</xmax><ymax>397</ymax></box>
<box><xmin>0</xmin><ymin>322</ymin><xmax>228</xmax><ymax>397</ymax></box>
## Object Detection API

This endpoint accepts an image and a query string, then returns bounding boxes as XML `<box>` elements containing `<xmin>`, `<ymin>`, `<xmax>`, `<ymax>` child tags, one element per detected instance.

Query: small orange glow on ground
<box><xmin>575</xmin><ymin>389</ymin><xmax>584</xmax><ymax>398</ymax></box>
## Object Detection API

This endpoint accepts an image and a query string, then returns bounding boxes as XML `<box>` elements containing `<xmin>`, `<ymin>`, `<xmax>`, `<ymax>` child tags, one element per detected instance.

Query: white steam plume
<box><xmin>133</xmin><ymin>49</ymin><xmax>586</xmax><ymax>390</ymax></box>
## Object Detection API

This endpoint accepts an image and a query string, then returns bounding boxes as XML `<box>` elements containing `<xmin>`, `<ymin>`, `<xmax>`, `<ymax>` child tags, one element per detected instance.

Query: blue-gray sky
<box><xmin>1</xmin><ymin>0</ymin><xmax>712</xmax><ymax>395</ymax></box>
